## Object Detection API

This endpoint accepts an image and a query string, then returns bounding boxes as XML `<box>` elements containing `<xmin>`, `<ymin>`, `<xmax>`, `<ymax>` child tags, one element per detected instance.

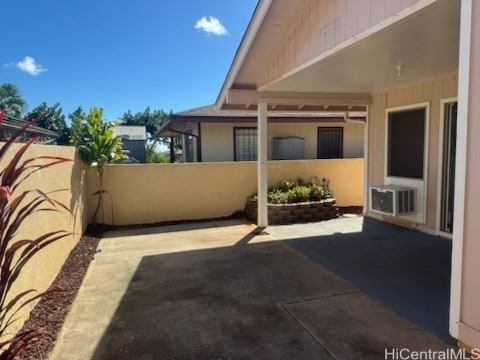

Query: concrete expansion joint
<box><xmin>281</xmin><ymin>302</ymin><xmax>339</xmax><ymax>360</ymax></box>
<box><xmin>280</xmin><ymin>289</ymin><xmax>361</xmax><ymax>307</ymax></box>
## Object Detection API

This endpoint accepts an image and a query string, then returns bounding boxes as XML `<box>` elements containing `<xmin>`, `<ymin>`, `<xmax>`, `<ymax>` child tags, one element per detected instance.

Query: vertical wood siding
<box><xmin>368</xmin><ymin>73</ymin><xmax>458</xmax><ymax>230</ymax></box>
<box><xmin>263</xmin><ymin>0</ymin><xmax>422</xmax><ymax>86</ymax></box>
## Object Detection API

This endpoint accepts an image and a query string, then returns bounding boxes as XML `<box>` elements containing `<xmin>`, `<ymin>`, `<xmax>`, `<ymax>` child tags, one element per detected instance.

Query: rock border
<box><xmin>245</xmin><ymin>198</ymin><xmax>338</xmax><ymax>225</ymax></box>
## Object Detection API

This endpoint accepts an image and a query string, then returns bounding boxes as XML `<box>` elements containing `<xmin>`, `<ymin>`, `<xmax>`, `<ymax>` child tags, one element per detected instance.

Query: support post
<box><xmin>449</xmin><ymin>0</ymin><xmax>472</xmax><ymax>339</ymax></box>
<box><xmin>169</xmin><ymin>137</ymin><xmax>175</xmax><ymax>163</ymax></box>
<box><xmin>364</xmin><ymin>106</ymin><xmax>370</xmax><ymax>214</ymax></box>
<box><xmin>182</xmin><ymin>134</ymin><xmax>187</xmax><ymax>163</ymax></box>
<box><xmin>257</xmin><ymin>102</ymin><xmax>268</xmax><ymax>228</ymax></box>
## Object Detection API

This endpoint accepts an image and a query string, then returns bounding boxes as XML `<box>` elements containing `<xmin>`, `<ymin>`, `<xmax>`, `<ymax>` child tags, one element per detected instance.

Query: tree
<box><xmin>71</xmin><ymin>108</ymin><xmax>126</xmax><ymax>224</ymax></box>
<box><xmin>25</xmin><ymin>102</ymin><xmax>70</xmax><ymax>145</ymax></box>
<box><xmin>120</xmin><ymin>107</ymin><xmax>181</xmax><ymax>163</ymax></box>
<box><xmin>146</xmin><ymin>142</ymin><xmax>168</xmax><ymax>163</ymax></box>
<box><xmin>0</xmin><ymin>83</ymin><xmax>27</xmax><ymax>118</ymax></box>
<box><xmin>68</xmin><ymin>106</ymin><xmax>87</xmax><ymax>144</ymax></box>
<box><xmin>120</xmin><ymin>107</ymin><xmax>168</xmax><ymax>140</ymax></box>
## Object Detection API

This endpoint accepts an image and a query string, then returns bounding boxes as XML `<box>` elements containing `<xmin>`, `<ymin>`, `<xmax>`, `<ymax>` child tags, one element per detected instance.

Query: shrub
<box><xmin>277</xmin><ymin>180</ymin><xmax>296</xmax><ymax>193</ymax></box>
<box><xmin>310</xmin><ymin>184</ymin><xmax>325</xmax><ymax>201</ymax></box>
<box><xmin>0</xmin><ymin>110</ymin><xmax>71</xmax><ymax>358</ymax></box>
<box><xmin>250</xmin><ymin>177</ymin><xmax>332</xmax><ymax>204</ymax></box>
<box><xmin>267</xmin><ymin>189</ymin><xmax>290</xmax><ymax>204</ymax></box>
<box><xmin>288</xmin><ymin>186</ymin><xmax>310</xmax><ymax>203</ymax></box>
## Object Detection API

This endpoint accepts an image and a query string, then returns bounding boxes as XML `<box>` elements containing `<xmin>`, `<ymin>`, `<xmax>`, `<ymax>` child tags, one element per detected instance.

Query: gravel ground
<box><xmin>16</xmin><ymin>231</ymin><xmax>101</xmax><ymax>360</ymax></box>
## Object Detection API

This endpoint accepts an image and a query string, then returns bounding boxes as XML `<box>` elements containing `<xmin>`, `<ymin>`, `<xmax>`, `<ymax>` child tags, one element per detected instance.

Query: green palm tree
<box><xmin>0</xmin><ymin>83</ymin><xmax>27</xmax><ymax>118</ymax></box>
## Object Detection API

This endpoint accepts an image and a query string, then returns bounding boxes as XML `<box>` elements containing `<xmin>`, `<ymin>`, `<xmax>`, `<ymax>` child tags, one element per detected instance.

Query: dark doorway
<box><xmin>440</xmin><ymin>102</ymin><xmax>457</xmax><ymax>234</ymax></box>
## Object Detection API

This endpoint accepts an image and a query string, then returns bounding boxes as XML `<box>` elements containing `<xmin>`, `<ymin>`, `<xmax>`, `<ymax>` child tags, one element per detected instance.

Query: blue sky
<box><xmin>1</xmin><ymin>0</ymin><xmax>257</xmax><ymax>122</ymax></box>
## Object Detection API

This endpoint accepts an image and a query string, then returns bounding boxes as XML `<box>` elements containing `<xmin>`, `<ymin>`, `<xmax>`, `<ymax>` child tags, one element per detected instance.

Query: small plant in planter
<box><xmin>288</xmin><ymin>185</ymin><xmax>311</xmax><ymax>203</ymax></box>
<box><xmin>308</xmin><ymin>178</ymin><xmax>331</xmax><ymax>201</ymax></box>
<box><xmin>0</xmin><ymin>110</ymin><xmax>72</xmax><ymax>358</ymax></box>
<box><xmin>267</xmin><ymin>189</ymin><xmax>289</xmax><ymax>204</ymax></box>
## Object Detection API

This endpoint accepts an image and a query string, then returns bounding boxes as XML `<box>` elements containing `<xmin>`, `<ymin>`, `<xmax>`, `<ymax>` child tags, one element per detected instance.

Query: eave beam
<box><xmin>226</xmin><ymin>89</ymin><xmax>372</xmax><ymax>108</ymax></box>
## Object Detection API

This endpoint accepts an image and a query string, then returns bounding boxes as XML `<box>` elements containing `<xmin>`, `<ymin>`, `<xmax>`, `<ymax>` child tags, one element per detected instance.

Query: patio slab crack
<box><xmin>281</xmin><ymin>291</ymin><xmax>451</xmax><ymax>360</ymax></box>
<box><xmin>280</xmin><ymin>291</ymin><xmax>362</xmax><ymax>360</ymax></box>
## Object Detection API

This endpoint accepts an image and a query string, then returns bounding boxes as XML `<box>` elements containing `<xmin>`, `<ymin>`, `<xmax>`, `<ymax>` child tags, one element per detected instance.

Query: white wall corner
<box><xmin>449</xmin><ymin>0</ymin><xmax>472</xmax><ymax>340</ymax></box>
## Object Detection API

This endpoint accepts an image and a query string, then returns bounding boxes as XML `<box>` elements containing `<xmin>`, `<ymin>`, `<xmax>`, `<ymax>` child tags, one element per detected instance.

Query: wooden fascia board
<box><xmin>168</xmin><ymin>116</ymin><xmax>365</xmax><ymax>124</ymax></box>
<box><xmin>215</xmin><ymin>0</ymin><xmax>273</xmax><ymax>110</ymax></box>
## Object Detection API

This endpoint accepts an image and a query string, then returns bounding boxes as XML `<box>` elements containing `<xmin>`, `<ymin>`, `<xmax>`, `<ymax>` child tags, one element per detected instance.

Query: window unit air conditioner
<box><xmin>370</xmin><ymin>185</ymin><xmax>416</xmax><ymax>217</ymax></box>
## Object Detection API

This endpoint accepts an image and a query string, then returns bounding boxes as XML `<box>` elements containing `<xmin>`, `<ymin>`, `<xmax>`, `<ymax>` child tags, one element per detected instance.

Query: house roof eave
<box><xmin>215</xmin><ymin>0</ymin><xmax>272</xmax><ymax>110</ymax></box>
<box><xmin>2</xmin><ymin>115</ymin><xmax>60</xmax><ymax>138</ymax></box>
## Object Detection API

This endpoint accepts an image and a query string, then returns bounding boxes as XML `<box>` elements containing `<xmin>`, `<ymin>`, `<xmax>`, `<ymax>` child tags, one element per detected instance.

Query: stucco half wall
<box><xmin>86</xmin><ymin>159</ymin><xmax>364</xmax><ymax>226</ymax></box>
<box><xmin>1</xmin><ymin>143</ymin><xmax>87</xmax><ymax>334</ymax></box>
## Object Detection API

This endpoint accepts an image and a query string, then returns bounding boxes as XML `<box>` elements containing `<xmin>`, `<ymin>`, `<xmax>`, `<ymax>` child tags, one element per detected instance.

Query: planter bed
<box><xmin>245</xmin><ymin>197</ymin><xmax>338</xmax><ymax>225</ymax></box>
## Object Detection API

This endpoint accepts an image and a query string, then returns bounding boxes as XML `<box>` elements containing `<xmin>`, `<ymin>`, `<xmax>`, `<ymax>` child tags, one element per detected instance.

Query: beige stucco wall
<box><xmin>263</xmin><ymin>0</ymin><xmax>422</xmax><ymax>86</ymax></box>
<box><xmin>1</xmin><ymin>144</ymin><xmax>87</xmax><ymax>334</ymax></box>
<box><xmin>201</xmin><ymin>122</ymin><xmax>364</xmax><ymax>162</ymax></box>
<box><xmin>458</xmin><ymin>0</ymin><xmax>480</xmax><ymax>349</ymax></box>
<box><xmin>86</xmin><ymin>159</ymin><xmax>364</xmax><ymax>226</ymax></box>
<box><xmin>367</xmin><ymin>72</ymin><xmax>458</xmax><ymax>231</ymax></box>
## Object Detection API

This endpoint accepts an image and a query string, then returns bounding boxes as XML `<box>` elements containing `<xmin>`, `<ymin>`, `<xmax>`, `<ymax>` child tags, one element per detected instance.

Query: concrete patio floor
<box><xmin>50</xmin><ymin>218</ymin><xmax>451</xmax><ymax>360</ymax></box>
<box><xmin>268</xmin><ymin>216</ymin><xmax>454</xmax><ymax>343</ymax></box>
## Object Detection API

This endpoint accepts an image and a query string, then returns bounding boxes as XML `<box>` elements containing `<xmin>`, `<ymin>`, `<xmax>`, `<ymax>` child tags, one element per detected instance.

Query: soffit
<box><xmin>261</xmin><ymin>0</ymin><xmax>460</xmax><ymax>93</ymax></box>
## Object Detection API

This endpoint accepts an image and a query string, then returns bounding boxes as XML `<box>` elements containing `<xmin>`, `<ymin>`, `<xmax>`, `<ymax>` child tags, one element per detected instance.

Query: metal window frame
<box><xmin>234</xmin><ymin>127</ymin><xmax>258</xmax><ymax>161</ymax></box>
<box><xmin>317</xmin><ymin>127</ymin><xmax>344</xmax><ymax>159</ymax></box>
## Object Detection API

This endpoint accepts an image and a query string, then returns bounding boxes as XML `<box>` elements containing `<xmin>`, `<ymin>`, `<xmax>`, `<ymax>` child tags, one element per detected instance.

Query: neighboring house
<box><xmin>213</xmin><ymin>0</ymin><xmax>479</xmax><ymax>350</ymax></box>
<box><xmin>156</xmin><ymin>105</ymin><xmax>365</xmax><ymax>162</ymax></box>
<box><xmin>112</xmin><ymin>126</ymin><xmax>147</xmax><ymax>163</ymax></box>
<box><xmin>0</xmin><ymin>114</ymin><xmax>59</xmax><ymax>144</ymax></box>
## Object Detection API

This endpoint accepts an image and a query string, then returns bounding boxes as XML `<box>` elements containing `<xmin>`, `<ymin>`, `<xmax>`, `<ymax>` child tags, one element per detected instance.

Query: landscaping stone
<box><xmin>16</xmin><ymin>231</ymin><xmax>101</xmax><ymax>360</ymax></box>
<box><xmin>244</xmin><ymin>198</ymin><xmax>338</xmax><ymax>225</ymax></box>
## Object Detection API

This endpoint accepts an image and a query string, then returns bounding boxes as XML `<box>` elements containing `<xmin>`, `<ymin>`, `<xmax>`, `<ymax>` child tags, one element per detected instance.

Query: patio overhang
<box><xmin>216</xmin><ymin>0</ymin><xmax>460</xmax><ymax>229</ymax></box>
<box><xmin>258</xmin><ymin>0</ymin><xmax>459</xmax><ymax>95</ymax></box>
<box><xmin>211</xmin><ymin>0</ymin><xmax>475</xmax><ymax>347</ymax></box>
<box><xmin>217</xmin><ymin>0</ymin><xmax>459</xmax><ymax>111</ymax></box>
<box><xmin>155</xmin><ymin>120</ymin><xmax>183</xmax><ymax>138</ymax></box>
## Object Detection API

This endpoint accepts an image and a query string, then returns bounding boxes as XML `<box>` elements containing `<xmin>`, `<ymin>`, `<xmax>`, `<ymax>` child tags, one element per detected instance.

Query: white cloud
<box><xmin>16</xmin><ymin>56</ymin><xmax>47</xmax><ymax>76</ymax></box>
<box><xmin>194</xmin><ymin>16</ymin><xmax>228</xmax><ymax>36</ymax></box>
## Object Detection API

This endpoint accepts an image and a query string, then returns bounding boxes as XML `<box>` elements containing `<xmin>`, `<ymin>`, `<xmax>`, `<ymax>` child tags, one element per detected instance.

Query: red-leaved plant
<box><xmin>0</xmin><ymin>110</ymin><xmax>72</xmax><ymax>359</ymax></box>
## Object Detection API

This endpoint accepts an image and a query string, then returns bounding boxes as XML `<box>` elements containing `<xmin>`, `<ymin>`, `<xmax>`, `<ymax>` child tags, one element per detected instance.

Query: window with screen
<box><xmin>387</xmin><ymin>108</ymin><xmax>426</xmax><ymax>179</ymax></box>
<box><xmin>317</xmin><ymin>127</ymin><xmax>343</xmax><ymax>159</ymax></box>
<box><xmin>234</xmin><ymin>127</ymin><xmax>257</xmax><ymax>161</ymax></box>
